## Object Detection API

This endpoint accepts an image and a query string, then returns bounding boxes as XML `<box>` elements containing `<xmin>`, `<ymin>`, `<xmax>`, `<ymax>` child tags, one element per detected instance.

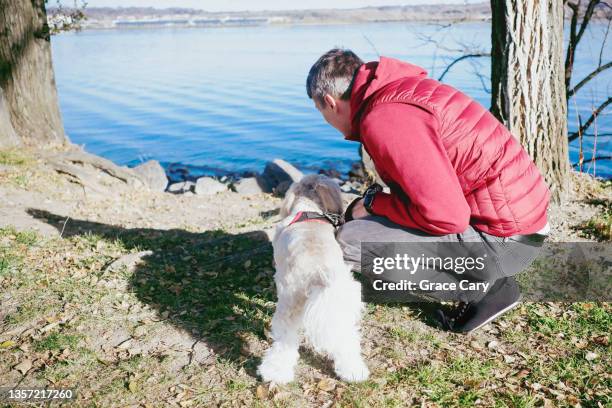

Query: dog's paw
<box><xmin>335</xmin><ymin>358</ymin><xmax>370</xmax><ymax>382</ymax></box>
<box><xmin>258</xmin><ymin>356</ymin><xmax>295</xmax><ymax>384</ymax></box>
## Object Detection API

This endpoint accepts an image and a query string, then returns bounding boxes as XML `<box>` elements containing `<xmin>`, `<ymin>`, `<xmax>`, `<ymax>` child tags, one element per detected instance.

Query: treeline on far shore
<box><xmin>48</xmin><ymin>2</ymin><xmax>612</xmax><ymax>30</ymax></box>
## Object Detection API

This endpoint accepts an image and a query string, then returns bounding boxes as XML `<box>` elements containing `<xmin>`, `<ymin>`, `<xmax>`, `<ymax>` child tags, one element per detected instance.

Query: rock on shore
<box><xmin>132</xmin><ymin>160</ymin><xmax>168</xmax><ymax>192</ymax></box>
<box><xmin>167</xmin><ymin>181</ymin><xmax>195</xmax><ymax>194</ymax></box>
<box><xmin>194</xmin><ymin>177</ymin><xmax>227</xmax><ymax>195</ymax></box>
<box><xmin>233</xmin><ymin>177</ymin><xmax>268</xmax><ymax>195</ymax></box>
<box><xmin>261</xmin><ymin>158</ymin><xmax>304</xmax><ymax>195</ymax></box>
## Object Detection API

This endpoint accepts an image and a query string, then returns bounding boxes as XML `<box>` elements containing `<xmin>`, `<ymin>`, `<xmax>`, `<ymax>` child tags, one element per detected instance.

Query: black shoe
<box><xmin>437</xmin><ymin>277</ymin><xmax>521</xmax><ymax>334</ymax></box>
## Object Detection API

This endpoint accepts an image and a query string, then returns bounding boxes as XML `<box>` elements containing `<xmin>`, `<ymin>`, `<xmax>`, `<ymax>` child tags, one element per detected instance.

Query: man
<box><xmin>306</xmin><ymin>49</ymin><xmax>550</xmax><ymax>333</ymax></box>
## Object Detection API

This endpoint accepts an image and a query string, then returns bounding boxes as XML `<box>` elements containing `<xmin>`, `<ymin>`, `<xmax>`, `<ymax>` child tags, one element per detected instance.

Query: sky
<box><xmin>59</xmin><ymin>0</ymin><xmax>477</xmax><ymax>12</ymax></box>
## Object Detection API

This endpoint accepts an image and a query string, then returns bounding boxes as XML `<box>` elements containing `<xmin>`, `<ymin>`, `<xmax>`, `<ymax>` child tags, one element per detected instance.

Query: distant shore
<box><xmin>52</xmin><ymin>3</ymin><xmax>493</xmax><ymax>31</ymax></box>
<box><xmin>48</xmin><ymin>2</ymin><xmax>612</xmax><ymax>31</ymax></box>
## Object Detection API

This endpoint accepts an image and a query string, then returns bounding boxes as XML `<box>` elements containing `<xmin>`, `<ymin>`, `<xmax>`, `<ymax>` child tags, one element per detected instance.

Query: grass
<box><xmin>0</xmin><ymin>227</ymin><xmax>36</xmax><ymax>281</ymax></box>
<box><xmin>0</xmin><ymin>218</ymin><xmax>610</xmax><ymax>407</ymax></box>
<box><xmin>577</xmin><ymin>202</ymin><xmax>611</xmax><ymax>241</ymax></box>
<box><xmin>0</xmin><ymin>149</ymin><xmax>608</xmax><ymax>405</ymax></box>
<box><xmin>0</xmin><ymin>149</ymin><xmax>30</xmax><ymax>166</ymax></box>
<box><xmin>33</xmin><ymin>333</ymin><xmax>82</xmax><ymax>352</ymax></box>
<box><xmin>0</xmin><ymin>149</ymin><xmax>35</xmax><ymax>188</ymax></box>
<box><xmin>574</xmin><ymin>179</ymin><xmax>612</xmax><ymax>241</ymax></box>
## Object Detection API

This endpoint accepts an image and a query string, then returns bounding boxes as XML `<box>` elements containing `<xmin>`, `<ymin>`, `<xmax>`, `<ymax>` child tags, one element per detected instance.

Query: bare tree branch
<box><xmin>469</xmin><ymin>57</ymin><xmax>492</xmax><ymax>94</ymax></box>
<box><xmin>568</xmin><ymin>96</ymin><xmax>612</xmax><ymax>141</ymax></box>
<box><xmin>414</xmin><ymin>30</ymin><xmax>466</xmax><ymax>54</ymax></box>
<box><xmin>411</xmin><ymin>18</ymin><xmax>490</xmax><ymax>84</ymax></box>
<box><xmin>564</xmin><ymin>0</ymin><xmax>602</xmax><ymax>94</ymax></box>
<box><xmin>568</xmin><ymin>61</ymin><xmax>612</xmax><ymax>98</ymax></box>
<box><xmin>437</xmin><ymin>53</ymin><xmax>490</xmax><ymax>81</ymax></box>
<box><xmin>362</xmin><ymin>34</ymin><xmax>380</xmax><ymax>58</ymax></box>
<box><xmin>598</xmin><ymin>15</ymin><xmax>611</xmax><ymax>66</ymax></box>
<box><xmin>573</xmin><ymin>155</ymin><xmax>612</xmax><ymax>166</ymax></box>
<box><xmin>565</xmin><ymin>1</ymin><xmax>582</xmax><ymax>92</ymax></box>
<box><xmin>577</xmin><ymin>0</ymin><xmax>602</xmax><ymax>43</ymax></box>
<box><xmin>582</xmin><ymin>132</ymin><xmax>612</xmax><ymax>137</ymax></box>
<box><xmin>564</xmin><ymin>0</ymin><xmax>611</xmax><ymax>139</ymax></box>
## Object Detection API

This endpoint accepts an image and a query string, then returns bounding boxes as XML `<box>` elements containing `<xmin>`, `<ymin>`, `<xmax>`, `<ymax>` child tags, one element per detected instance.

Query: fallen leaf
<box><xmin>14</xmin><ymin>359</ymin><xmax>32</xmax><ymax>375</ymax></box>
<box><xmin>256</xmin><ymin>384</ymin><xmax>269</xmax><ymax>400</ymax></box>
<box><xmin>133</xmin><ymin>325</ymin><xmax>148</xmax><ymax>338</ymax></box>
<box><xmin>128</xmin><ymin>381</ymin><xmax>138</xmax><ymax>393</ymax></box>
<box><xmin>464</xmin><ymin>378</ymin><xmax>485</xmax><ymax>388</ymax></box>
<box><xmin>273</xmin><ymin>391</ymin><xmax>291</xmax><ymax>401</ymax></box>
<box><xmin>317</xmin><ymin>378</ymin><xmax>336</xmax><ymax>392</ymax></box>
<box><xmin>41</xmin><ymin>321</ymin><xmax>61</xmax><ymax>333</ymax></box>
<box><xmin>592</xmin><ymin>335</ymin><xmax>609</xmax><ymax>346</ymax></box>
<box><xmin>470</xmin><ymin>341</ymin><xmax>484</xmax><ymax>351</ymax></box>
<box><xmin>97</xmin><ymin>358</ymin><xmax>112</xmax><ymax>366</ymax></box>
<box><xmin>515</xmin><ymin>369</ymin><xmax>530</xmax><ymax>379</ymax></box>
<box><xmin>574</xmin><ymin>339</ymin><xmax>588</xmax><ymax>349</ymax></box>
<box><xmin>487</xmin><ymin>340</ymin><xmax>499</xmax><ymax>350</ymax></box>
<box><xmin>45</xmin><ymin>315</ymin><xmax>59</xmax><ymax>324</ymax></box>
<box><xmin>567</xmin><ymin>395</ymin><xmax>579</xmax><ymax>404</ymax></box>
<box><xmin>0</xmin><ymin>340</ymin><xmax>16</xmax><ymax>349</ymax></box>
<box><xmin>585</xmin><ymin>351</ymin><xmax>598</xmax><ymax>361</ymax></box>
<box><xmin>116</xmin><ymin>338</ymin><xmax>133</xmax><ymax>350</ymax></box>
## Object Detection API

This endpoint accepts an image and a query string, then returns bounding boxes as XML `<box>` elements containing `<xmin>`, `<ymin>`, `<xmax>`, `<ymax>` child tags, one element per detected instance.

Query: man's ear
<box><xmin>323</xmin><ymin>94</ymin><xmax>337</xmax><ymax>112</ymax></box>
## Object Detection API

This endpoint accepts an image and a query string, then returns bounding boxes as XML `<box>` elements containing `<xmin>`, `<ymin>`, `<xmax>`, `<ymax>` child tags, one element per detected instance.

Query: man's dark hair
<box><xmin>306</xmin><ymin>48</ymin><xmax>363</xmax><ymax>104</ymax></box>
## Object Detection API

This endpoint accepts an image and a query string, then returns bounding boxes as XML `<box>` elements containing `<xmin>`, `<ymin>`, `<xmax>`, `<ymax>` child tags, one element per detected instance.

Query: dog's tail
<box><xmin>303</xmin><ymin>264</ymin><xmax>363</xmax><ymax>355</ymax></box>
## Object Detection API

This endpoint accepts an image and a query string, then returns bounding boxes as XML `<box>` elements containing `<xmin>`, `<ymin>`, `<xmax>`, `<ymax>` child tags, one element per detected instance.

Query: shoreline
<box><xmin>70</xmin><ymin>19</ymin><xmax>492</xmax><ymax>32</ymax></box>
<box><xmin>51</xmin><ymin>3</ymin><xmax>611</xmax><ymax>33</ymax></box>
<box><xmin>57</xmin><ymin>3</ymin><xmax>493</xmax><ymax>31</ymax></box>
<box><xmin>155</xmin><ymin>159</ymin><xmax>361</xmax><ymax>185</ymax></box>
<box><xmin>135</xmin><ymin>156</ymin><xmax>612</xmax><ymax>184</ymax></box>
<box><xmin>0</xmin><ymin>144</ymin><xmax>609</xmax><ymax>240</ymax></box>
<box><xmin>62</xmin><ymin>17</ymin><xmax>612</xmax><ymax>33</ymax></box>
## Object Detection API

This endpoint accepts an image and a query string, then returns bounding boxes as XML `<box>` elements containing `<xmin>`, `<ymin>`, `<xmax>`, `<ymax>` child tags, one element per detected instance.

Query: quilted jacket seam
<box><xmin>498</xmin><ymin>175</ymin><xmax>520</xmax><ymax>232</ymax></box>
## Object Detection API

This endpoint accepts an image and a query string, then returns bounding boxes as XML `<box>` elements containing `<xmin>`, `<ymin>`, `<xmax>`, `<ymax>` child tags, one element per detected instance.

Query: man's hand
<box><xmin>349</xmin><ymin>198</ymin><xmax>369</xmax><ymax>219</ymax></box>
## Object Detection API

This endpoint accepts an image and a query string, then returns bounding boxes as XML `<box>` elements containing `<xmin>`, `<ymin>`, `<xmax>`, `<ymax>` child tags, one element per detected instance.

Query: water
<box><xmin>51</xmin><ymin>22</ymin><xmax>611</xmax><ymax>179</ymax></box>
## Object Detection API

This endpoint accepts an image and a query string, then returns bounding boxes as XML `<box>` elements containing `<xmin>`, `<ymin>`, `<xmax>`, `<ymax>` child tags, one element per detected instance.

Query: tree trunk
<box><xmin>0</xmin><ymin>0</ymin><xmax>66</xmax><ymax>147</ymax></box>
<box><xmin>490</xmin><ymin>0</ymin><xmax>570</xmax><ymax>202</ymax></box>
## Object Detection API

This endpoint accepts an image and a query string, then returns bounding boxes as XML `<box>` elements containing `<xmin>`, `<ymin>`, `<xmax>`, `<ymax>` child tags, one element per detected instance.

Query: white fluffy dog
<box><xmin>258</xmin><ymin>174</ymin><xmax>369</xmax><ymax>384</ymax></box>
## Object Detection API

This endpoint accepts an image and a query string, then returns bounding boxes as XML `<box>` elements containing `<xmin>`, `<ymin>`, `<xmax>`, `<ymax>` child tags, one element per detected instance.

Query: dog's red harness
<box><xmin>287</xmin><ymin>211</ymin><xmax>344</xmax><ymax>228</ymax></box>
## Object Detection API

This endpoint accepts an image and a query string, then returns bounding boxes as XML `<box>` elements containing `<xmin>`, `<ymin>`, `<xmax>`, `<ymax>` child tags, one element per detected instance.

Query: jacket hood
<box><xmin>348</xmin><ymin>56</ymin><xmax>427</xmax><ymax>140</ymax></box>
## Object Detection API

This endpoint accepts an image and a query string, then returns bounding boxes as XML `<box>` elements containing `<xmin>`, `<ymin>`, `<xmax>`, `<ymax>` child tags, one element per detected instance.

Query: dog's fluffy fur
<box><xmin>258</xmin><ymin>174</ymin><xmax>369</xmax><ymax>384</ymax></box>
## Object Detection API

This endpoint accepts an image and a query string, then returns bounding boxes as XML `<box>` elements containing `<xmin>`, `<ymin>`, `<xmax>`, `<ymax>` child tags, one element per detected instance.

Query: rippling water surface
<box><xmin>51</xmin><ymin>22</ymin><xmax>611</xmax><ymax>178</ymax></box>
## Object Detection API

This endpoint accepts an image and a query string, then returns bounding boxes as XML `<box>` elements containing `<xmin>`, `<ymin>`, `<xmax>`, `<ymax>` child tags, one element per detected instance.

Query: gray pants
<box><xmin>336</xmin><ymin>215</ymin><xmax>544</xmax><ymax>303</ymax></box>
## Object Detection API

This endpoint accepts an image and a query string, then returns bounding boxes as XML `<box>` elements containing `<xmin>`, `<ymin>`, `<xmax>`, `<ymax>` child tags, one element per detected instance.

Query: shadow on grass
<box><xmin>27</xmin><ymin>208</ymin><xmax>275</xmax><ymax>375</ymax></box>
<box><xmin>360</xmin><ymin>281</ymin><xmax>445</xmax><ymax>329</ymax></box>
<box><xmin>27</xmin><ymin>208</ymin><xmax>446</xmax><ymax>376</ymax></box>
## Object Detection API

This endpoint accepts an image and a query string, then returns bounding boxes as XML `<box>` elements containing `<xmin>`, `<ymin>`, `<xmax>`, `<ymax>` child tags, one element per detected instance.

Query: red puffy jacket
<box><xmin>350</xmin><ymin>57</ymin><xmax>549</xmax><ymax>237</ymax></box>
